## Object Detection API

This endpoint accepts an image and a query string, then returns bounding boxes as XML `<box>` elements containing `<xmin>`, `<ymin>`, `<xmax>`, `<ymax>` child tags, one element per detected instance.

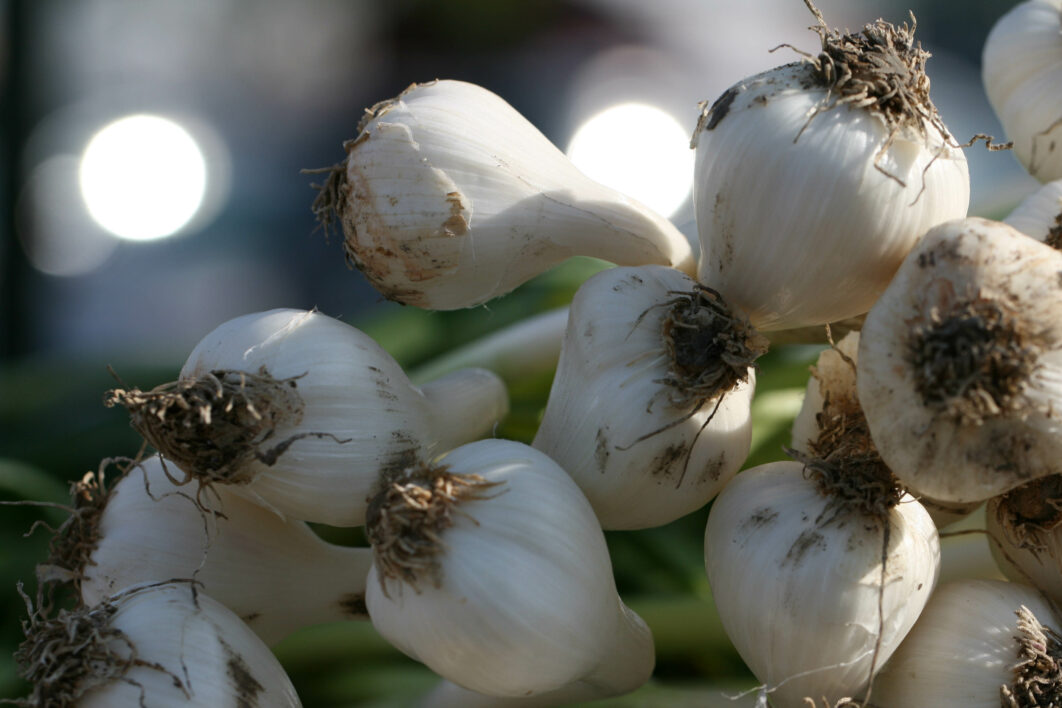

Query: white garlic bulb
<box><xmin>983</xmin><ymin>0</ymin><xmax>1062</xmax><ymax>182</ymax></box>
<box><xmin>692</xmin><ymin>11</ymin><xmax>969</xmax><ymax>331</ymax></box>
<box><xmin>65</xmin><ymin>455</ymin><xmax>372</xmax><ymax>646</ymax></box>
<box><xmin>1005</xmin><ymin>178</ymin><xmax>1062</xmax><ymax>245</ymax></box>
<box><xmin>704</xmin><ymin>460</ymin><xmax>940</xmax><ymax>708</ymax></box>
<box><xmin>790</xmin><ymin>331</ymin><xmax>979</xmax><ymax>528</ymax></box>
<box><xmin>532</xmin><ymin>265</ymin><xmax>763</xmax><ymax>529</ymax></box>
<box><xmin>365</xmin><ymin>439</ymin><xmax>654</xmax><ymax>699</ymax></box>
<box><xmin>106</xmin><ymin>308</ymin><xmax>508</xmax><ymax>526</ymax></box>
<box><xmin>14</xmin><ymin>582</ymin><xmax>301</xmax><ymax>707</ymax></box>
<box><xmin>986</xmin><ymin>475</ymin><xmax>1062</xmax><ymax>606</ymax></box>
<box><xmin>858</xmin><ymin>217</ymin><xmax>1062</xmax><ymax>504</ymax></box>
<box><xmin>872</xmin><ymin>579</ymin><xmax>1062</xmax><ymax>707</ymax></box>
<box><xmin>314</xmin><ymin>79</ymin><xmax>695</xmax><ymax>309</ymax></box>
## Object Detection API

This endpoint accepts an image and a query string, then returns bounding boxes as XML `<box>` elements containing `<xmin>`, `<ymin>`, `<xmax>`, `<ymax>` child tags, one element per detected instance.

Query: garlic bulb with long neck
<box><xmin>12</xmin><ymin>582</ymin><xmax>301</xmax><ymax>707</ymax></box>
<box><xmin>312</xmin><ymin>79</ymin><xmax>695</xmax><ymax>310</ymax></box>
<box><xmin>1005</xmin><ymin>179</ymin><xmax>1062</xmax><ymax>247</ymax></box>
<box><xmin>532</xmin><ymin>265</ymin><xmax>764</xmax><ymax>529</ymax></box>
<box><xmin>982</xmin><ymin>0</ymin><xmax>1062</xmax><ymax>182</ymax></box>
<box><xmin>692</xmin><ymin>3</ymin><xmax>969</xmax><ymax>331</ymax></box>
<box><xmin>365</xmin><ymin>439</ymin><xmax>654</xmax><ymax>700</ymax></box>
<box><xmin>49</xmin><ymin>456</ymin><xmax>372</xmax><ymax>646</ymax></box>
<box><xmin>704</xmin><ymin>458</ymin><xmax>940</xmax><ymax>708</ymax></box>
<box><xmin>790</xmin><ymin>331</ymin><xmax>978</xmax><ymax>528</ymax></box>
<box><xmin>858</xmin><ymin>217</ymin><xmax>1062</xmax><ymax>504</ymax></box>
<box><xmin>105</xmin><ymin>308</ymin><xmax>508</xmax><ymax>526</ymax></box>
<box><xmin>987</xmin><ymin>475</ymin><xmax>1062</xmax><ymax>606</ymax></box>
<box><xmin>872</xmin><ymin>579</ymin><xmax>1062</xmax><ymax>707</ymax></box>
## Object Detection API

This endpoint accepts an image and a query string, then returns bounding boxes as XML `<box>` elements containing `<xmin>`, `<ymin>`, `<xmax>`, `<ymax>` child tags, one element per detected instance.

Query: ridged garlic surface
<box><xmin>316</xmin><ymin>79</ymin><xmax>695</xmax><ymax>309</ymax></box>
<box><xmin>872</xmin><ymin>579</ymin><xmax>1062</xmax><ymax>707</ymax></box>
<box><xmin>107</xmin><ymin>308</ymin><xmax>508</xmax><ymax>526</ymax></box>
<box><xmin>983</xmin><ymin>0</ymin><xmax>1062</xmax><ymax>182</ymax></box>
<box><xmin>532</xmin><ymin>266</ymin><xmax>761</xmax><ymax>529</ymax></box>
<box><xmin>692</xmin><ymin>15</ymin><xmax>969</xmax><ymax>332</ymax></box>
<box><xmin>77</xmin><ymin>456</ymin><xmax>371</xmax><ymax>646</ymax></box>
<box><xmin>986</xmin><ymin>475</ymin><xmax>1062</xmax><ymax>605</ymax></box>
<box><xmin>15</xmin><ymin>582</ymin><xmax>301</xmax><ymax>707</ymax></box>
<box><xmin>704</xmin><ymin>461</ymin><xmax>939</xmax><ymax>708</ymax></box>
<box><xmin>858</xmin><ymin>218</ymin><xmax>1062</xmax><ymax>504</ymax></box>
<box><xmin>1005</xmin><ymin>178</ymin><xmax>1062</xmax><ymax>245</ymax></box>
<box><xmin>365</xmin><ymin>439</ymin><xmax>654</xmax><ymax>699</ymax></box>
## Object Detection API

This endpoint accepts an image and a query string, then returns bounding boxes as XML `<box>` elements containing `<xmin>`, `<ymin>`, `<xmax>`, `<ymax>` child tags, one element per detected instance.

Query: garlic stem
<box><xmin>409</xmin><ymin>308</ymin><xmax>568</xmax><ymax>385</ymax></box>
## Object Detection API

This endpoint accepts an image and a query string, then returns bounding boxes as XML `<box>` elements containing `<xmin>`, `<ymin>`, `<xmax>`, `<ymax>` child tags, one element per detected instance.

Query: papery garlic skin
<box><xmin>80</xmin><ymin>455</ymin><xmax>371</xmax><ymax>646</ymax></box>
<box><xmin>986</xmin><ymin>476</ymin><xmax>1062</xmax><ymax>606</ymax></box>
<box><xmin>1004</xmin><ymin>178</ymin><xmax>1062</xmax><ymax>245</ymax></box>
<box><xmin>872</xmin><ymin>579</ymin><xmax>1062</xmax><ymax>707</ymax></box>
<box><xmin>532</xmin><ymin>265</ymin><xmax>758</xmax><ymax>529</ymax></box>
<box><xmin>983</xmin><ymin>0</ymin><xmax>1062</xmax><ymax>182</ymax></box>
<box><xmin>693</xmin><ymin>61</ymin><xmax>969</xmax><ymax>331</ymax></box>
<box><xmin>322</xmin><ymin>80</ymin><xmax>695</xmax><ymax>309</ymax></box>
<box><xmin>704</xmin><ymin>461</ymin><xmax>940</xmax><ymax>708</ymax></box>
<box><xmin>31</xmin><ymin>583</ymin><xmax>301</xmax><ymax>707</ymax></box>
<box><xmin>128</xmin><ymin>308</ymin><xmax>508</xmax><ymax>526</ymax></box>
<box><xmin>366</xmin><ymin>439</ymin><xmax>654</xmax><ymax>699</ymax></box>
<box><xmin>858</xmin><ymin>218</ymin><xmax>1062</xmax><ymax>504</ymax></box>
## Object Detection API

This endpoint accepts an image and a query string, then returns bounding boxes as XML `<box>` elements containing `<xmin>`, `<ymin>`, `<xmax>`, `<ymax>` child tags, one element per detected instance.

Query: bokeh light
<box><xmin>78</xmin><ymin>114</ymin><xmax>207</xmax><ymax>241</ymax></box>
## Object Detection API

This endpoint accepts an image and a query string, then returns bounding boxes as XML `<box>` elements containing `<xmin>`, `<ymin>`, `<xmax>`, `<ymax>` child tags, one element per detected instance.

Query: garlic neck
<box><xmin>419</xmin><ymin>368</ymin><xmax>508</xmax><ymax>454</ymax></box>
<box><xmin>104</xmin><ymin>369</ymin><xmax>304</xmax><ymax>485</ymax></box>
<box><xmin>907</xmin><ymin>297</ymin><xmax>1040</xmax><ymax>426</ymax></box>
<box><xmin>1006</xmin><ymin>605</ymin><xmax>1062</xmax><ymax>707</ymax></box>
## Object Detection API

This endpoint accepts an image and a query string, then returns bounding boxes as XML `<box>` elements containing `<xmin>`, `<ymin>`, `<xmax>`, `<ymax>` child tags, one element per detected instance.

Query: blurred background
<box><xmin>0</xmin><ymin>0</ymin><xmax>1030</xmax><ymax>705</ymax></box>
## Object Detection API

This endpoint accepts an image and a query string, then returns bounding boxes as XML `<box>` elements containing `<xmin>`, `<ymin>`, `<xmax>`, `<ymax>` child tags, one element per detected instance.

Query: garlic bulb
<box><xmin>872</xmin><ymin>579</ymin><xmax>1062</xmax><ymax>707</ymax></box>
<box><xmin>13</xmin><ymin>581</ymin><xmax>301</xmax><ymax>707</ymax></box>
<box><xmin>790</xmin><ymin>330</ymin><xmax>978</xmax><ymax>528</ymax></box>
<box><xmin>858</xmin><ymin>217</ymin><xmax>1062</xmax><ymax>504</ymax></box>
<box><xmin>105</xmin><ymin>308</ymin><xmax>508</xmax><ymax>526</ymax></box>
<box><xmin>55</xmin><ymin>455</ymin><xmax>371</xmax><ymax>646</ymax></box>
<box><xmin>692</xmin><ymin>8</ymin><xmax>969</xmax><ymax>331</ymax></box>
<box><xmin>983</xmin><ymin>0</ymin><xmax>1062</xmax><ymax>182</ymax></box>
<box><xmin>365</xmin><ymin>439</ymin><xmax>654</xmax><ymax>699</ymax></box>
<box><xmin>1005</xmin><ymin>178</ymin><xmax>1062</xmax><ymax>246</ymax></box>
<box><xmin>986</xmin><ymin>475</ymin><xmax>1062</xmax><ymax>606</ymax></box>
<box><xmin>313</xmin><ymin>79</ymin><xmax>695</xmax><ymax>309</ymax></box>
<box><xmin>704</xmin><ymin>460</ymin><xmax>940</xmax><ymax>707</ymax></box>
<box><xmin>532</xmin><ymin>265</ymin><xmax>763</xmax><ymax>529</ymax></box>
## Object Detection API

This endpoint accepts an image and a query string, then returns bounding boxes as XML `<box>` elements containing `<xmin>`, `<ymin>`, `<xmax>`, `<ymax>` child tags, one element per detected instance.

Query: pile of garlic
<box><xmin>11</xmin><ymin>1</ymin><xmax>1062</xmax><ymax>706</ymax></box>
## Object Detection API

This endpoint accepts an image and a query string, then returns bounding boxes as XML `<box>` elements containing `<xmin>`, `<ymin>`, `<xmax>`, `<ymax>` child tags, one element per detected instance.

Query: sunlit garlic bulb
<box><xmin>532</xmin><ymin>265</ymin><xmax>764</xmax><ymax>529</ymax></box>
<box><xmin>858</xmin><ymin>217</ymin><xmax>1062</xmax><ymax>504</ymax></box>
<box><xmin>313</xmin><ymin>79</ymin><xmax>695</xmax><ymax>309</ymax></box>
<box><xmin>692</xmin><ymin>5</ymin><xmax>968</xmax><ymax>331</ymax></box>
<box><xmin>105</xmin><ymin>308</ymin><xmax>508</xmax><ymax>526</ymax></box>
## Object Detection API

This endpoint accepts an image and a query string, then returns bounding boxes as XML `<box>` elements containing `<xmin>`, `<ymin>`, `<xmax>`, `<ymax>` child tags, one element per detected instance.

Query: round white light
<box><xmin>79</xmin><ymin>114</ymin><xmax>207</xmax><ymax>241</ymax></box>
<box><xmin>566</xmin><ymin>103</ymin><xmax>693</xmax><ymax>218</ymax></box>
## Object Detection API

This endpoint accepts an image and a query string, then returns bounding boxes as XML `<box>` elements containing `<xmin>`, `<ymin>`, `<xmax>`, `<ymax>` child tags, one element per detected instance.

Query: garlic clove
<box><xmin>314</xmin><ymin>80</ymin><xmax>695</xmax><ymax>309</ymax></box>
<box><xmin>365</xmin><ymin>439</ymin><xmax>654</xmax><ymax>699</ymax></box>
<box><xmin>704</xmin><ymin>460</ymin><xmax>940</xmax><ymax>708</ymax></box>
<box><xmin>872</xmin><ymin>578</ymin><xmax>1062</xmax><ymax>707</ymax></box>
<box><xmin>67</xmin><ymin>456</ymin><xmax>371</xmax><ymax>646</ymax></box>
<box><xmin>14</xmin><ymin>581</ymin><xmax>301</xmax><ymax>707</ymax></box>
<box><xmin>983</xmin><ymin>0</ymin><xmax>1062</xmax><ymax>182</ymax></box>
<box><xmin>1004</xmin><ymin>178</ymin><xmax>1062</xmax><ymax>246</ymax></box>
<box><xmin>858</xmin><ymin>217</ymin><xmax>1062</xmax><ymax>504</ymax></box>
<box><xmin>986</xmin><ymin>475</ymin><xmax>1062</xmax><ymax>606</ymax></box>
<box><xmin>532</xmin><ymin>265</ymin><xmax>763</xmax><ymax>529</ymax></box>
<box><xmin>106</xmin><ymin>308</ymin><xmax>508</xmax><ymax>526</ymax></box>
<box><xmin>693</xmin><ymin>13</ymin><xmax>969</xmax><ymax>332</ymax></box>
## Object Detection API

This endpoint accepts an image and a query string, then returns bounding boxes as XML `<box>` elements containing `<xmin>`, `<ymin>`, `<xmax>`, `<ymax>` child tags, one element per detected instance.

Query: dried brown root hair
<box><xmin>104</xmin><ymin>367</ymin><xmax>343</xmax><ymax>487</ymax></box>
<box><xmin>906</xmin><ymin>293</ymin><xmax>1044</xmax><ymax>427</ymax></box>
<box><xmin>992</xmin><ymin>475</ymin><xmax>1062</xmax><ymax>558</ymax></box>
<box><xmin>366</xmin><ymin>463</ymin><xmax>504</xmax><ymax>597</ymax></box>
<box><xmin>1002</xmin><ymin>605</ymin><xmax>1062</xmax><ymax>707</ymax></box>
<box><xmin>1046</xmin><ymin>208</ymin><xmax>1062</xmax><ymax>251</ymax></box>
<box><xmin>5</xmin><ymin>582</ymin><xmax>187</xmax><ymax>707</ymax></box>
